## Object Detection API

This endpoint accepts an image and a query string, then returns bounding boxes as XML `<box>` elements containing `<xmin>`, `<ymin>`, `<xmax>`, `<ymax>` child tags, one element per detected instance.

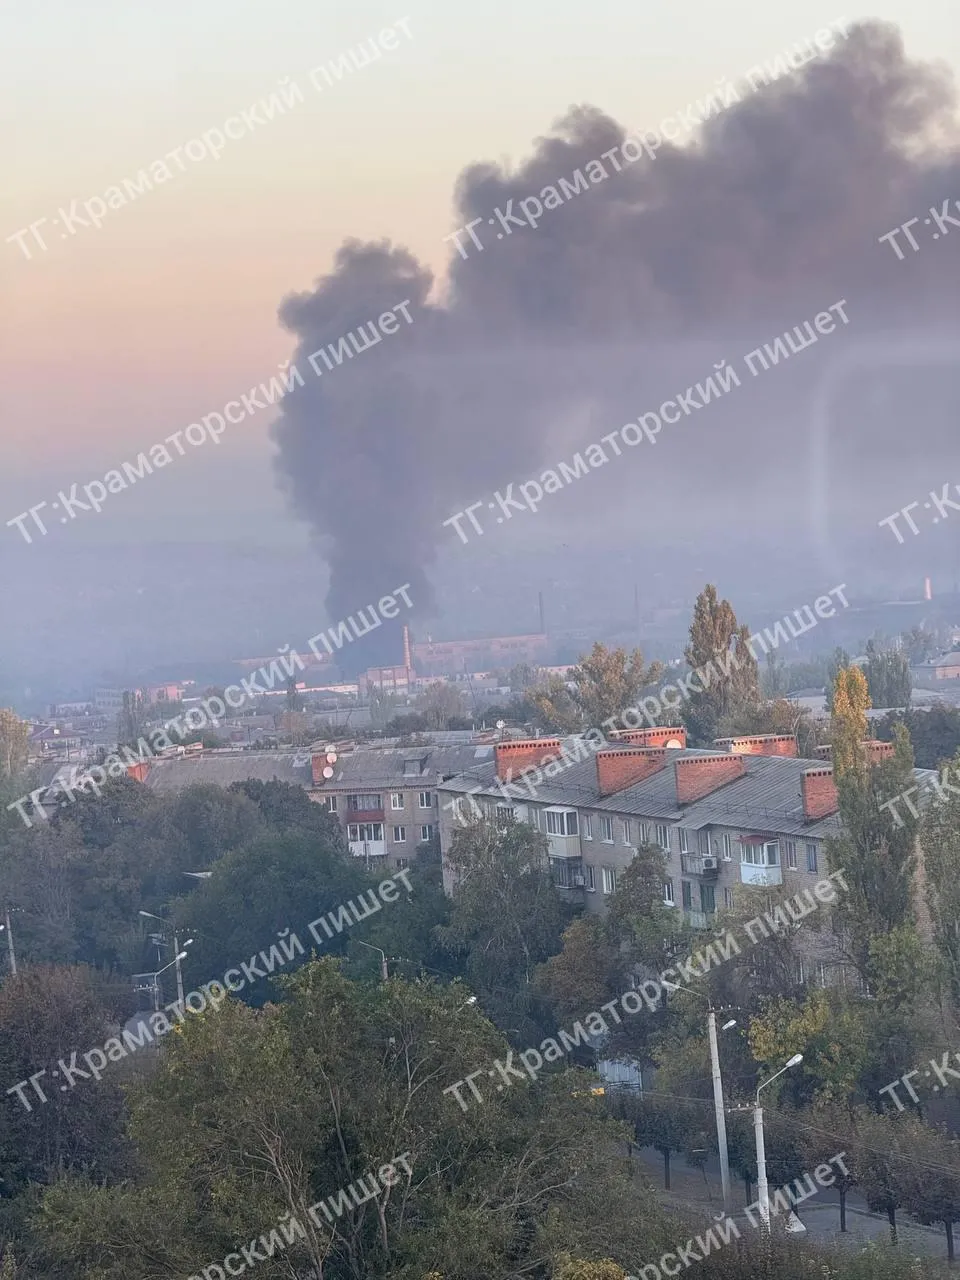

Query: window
<box><xmin>700</xmin><ymin>883</ymin><xmax>716</xmax><ymax>914</ymax></box>
<box><xmin>638</xmin><ymin>822</ymin><xmax>648</xmax><ymax>844</ymax></box>
<box><xmin>740</xmin><ymin>840</ymin><xmax>779</xmax><ymax>866</ymax></box>
<box><xmin>323</xmin><ymin>795</ymin><xmax>338</xmax><ymax>813</ymax></box>
<box><xmin>550</xmin><ymin>858</ymin><xmax>571</xmax><ymax>888</ymax></box>
<box><xmin>545</xmin><ymin>809</ymin><xmax>578</xmax><ymax>837</ymax></box>
<box><xmin>419</xmin><ymin>824</ymin><xmax>434</xmax><ymax>843</ymax></box>
<box><xmin>679</xmin><ymin>828</ymin><xmax>691</xmax><ymax>854</ymax></box>
<box><xmin>806</xmin><ymin>842</ymin><xmax>819</xmax><ymax>873</ymax></box>
<box><xmin>721</xmin><ymin>833</ymin><xmax>732</xmax><ymax>861</ymax></box>
<box><xmin>347</xmin><ymin>822</ymin><xmax>383</xmax><ymax>842</ymax></box>
<box><xmin>785</xmin><ymin>839</ymin><xmax>797</xmax><ymax>870</ymax></box>
<box><xmin>817</xmin><ymin>961</ymin><xmax>828</xmax><ymax>987</ymax></box>
<box><xmin>347</xmin><ymin>793</ymin><xmax>382</xmax><ymax>812</ymax></box>
<box><xmin>681</xmin><ymin>880</ymin><xmax>692</xmax><ymax>910</ymax></box>
<box><xmin>585</xmin><ymin>864</ymin><xmax>596</xmax><ymax>891</ymax></box>
<box><xmin>656</xmin><ymin>824</ymin><xmax>670</xmax><ymax>851</ymax></box>
<box><xmin>393</xmin><ymin>825</ymin><xmax>406</xmax><ymax>843</ymax></box>
<box><xmin>663</xmin><ymin>878</ymin><xmax>675</xmax><ymax>905</ymax></box>
<box><xmin>622</xmin><ymin>820</ymin><xmax>633</xmax><ymax>845</ymax></box>
<box><xmin>418</xmin><ymin>791</ymin><xmax>433</xmax><ymax>809</ymax></box>
<box><xmin>391</xmin><ymin>793</ymin><xmax>404</xmax><ymax>810</ymax></box>
<box><xmin>530</xmin><ymin>808</ymin><xmax>541</xmax><ymax>831</ymax></box>
<box><xmin>795</xmin><ymin>957</ymin><xmax>806</xmax><ymax>985</ymax></box>
<box><xmin>602</xmin><ymin>866</ymin><xmax>618</xmax><ymax>895</ymax></box>
<box><xmin>496</xmin><ymin>805</ymin><xmax>514</xmax><ymax>824</ymax></box>
<box><xmin>723</xmin><ymin>887</ymin><xmax>734</xmax><ymax>909</ymax></box>
<box><xmin>396</xmin><ymin>856</ymin><xmax>409</xmax><ymax>869</ymax></box>
<box><xmin>582</xmin><ymin>814</ymin><xmax>592</xmax><ymax>840</ymax></box>
<box><xmin>599</xmin><ymin>815</ymin><xmax>614</xmax><ymax>842</ymax></box>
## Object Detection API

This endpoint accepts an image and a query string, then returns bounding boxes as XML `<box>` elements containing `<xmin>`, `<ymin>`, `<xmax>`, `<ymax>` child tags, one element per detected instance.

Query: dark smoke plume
<box><xmin>272</xmin><ymin>21</ymin><xmax>960</xmax><ymax>665</ymax></box>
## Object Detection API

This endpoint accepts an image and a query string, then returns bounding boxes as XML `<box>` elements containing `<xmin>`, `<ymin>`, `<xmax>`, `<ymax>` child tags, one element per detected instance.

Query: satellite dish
<box><xmin>322</xmin><ymin>765</ymin><xmax>334</xmax><ymax>779</ymax></box>
<box><xmin>496</xmin><ymin>720</ymin><xmax>505</xmax><ymax>730</ymax></box>
<box><xmin>326</xmin><ymin>752</ymin><xmax>338</xmax><ymax>764</ymax></box>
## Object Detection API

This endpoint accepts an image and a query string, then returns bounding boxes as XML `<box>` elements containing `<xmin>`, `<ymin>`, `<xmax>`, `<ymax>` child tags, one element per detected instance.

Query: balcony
<box><xmin>547</xmin><ymin>833</ymin><xmax>583</xmax><ymax>859</ymax></box>
<box><xmin>349</xmin><ymin>839</ymin><xmax>387</xmax><ymax>860</ymax></box>
<box><xmin>740</xmin><ymin>863</ymin><xmax>783</xmax><ymax>888</ymax></box>
<box><xmin>683</xmin><ymin>909</ymin><xmax>714</xmax><ymax>930</ymax></box>
<box><xmin>680</xmin><ymin>853</ymin><xmax>719</xmax><ymax>877</ymax></box>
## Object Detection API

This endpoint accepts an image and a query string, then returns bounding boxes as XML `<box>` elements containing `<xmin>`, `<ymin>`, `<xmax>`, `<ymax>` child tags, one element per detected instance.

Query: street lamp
<box><xmin>139</xmin><ymin>911</ymin><xmax>192</xmax><ymax>1011</ymax></box>
<box><xmin>755</xmin><ymin>1053</ymin><xmax>803</xmax><ymax>1231</ymax></box>
<box><xmin>680</xmin><ymin>987</ymin><xmax>738</xmax><ymax>1217</ymax></box>
<box><xmin>355</xmin><ymin>939</ymin><xmax>389</xmax><ymax>981</ymax></box>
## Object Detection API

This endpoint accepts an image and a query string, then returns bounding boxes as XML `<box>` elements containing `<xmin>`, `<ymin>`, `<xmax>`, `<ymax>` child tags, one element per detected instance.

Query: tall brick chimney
<box><xmin>674</xmin><ymin>754</ymin><xmax>745</xmax><ymax>804</ymax></box>
<box><xmin>402</xmin><ymin>624</ymin><xmax>412</xmax><ymax>672</ymax></box>
<box><xmin>714</xmin><ymin>734</ymin><xmax>798</xmax><ymax>758</ymax></box>
<box><xmin>801</xmin><ymin>767</ymin><xmax>839</xmax><ymax>821</ymax></box>
<box><xmin>611</xmin><ymin>726</ymin><xmax>686</xmax><ymax>749</ymax></box>
<box><xmin>494</xmin><ymin>738</ymin><xmax>563</xmax><ymax>781</ymax></box>
<box><xmin>596</xmin><ymin>747</ymin><xmax>667</xmax><ymax>796</ymax></box>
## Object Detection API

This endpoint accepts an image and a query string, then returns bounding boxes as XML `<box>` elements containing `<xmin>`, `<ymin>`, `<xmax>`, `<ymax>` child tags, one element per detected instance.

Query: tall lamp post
<box><xmin>139</xmin><ymin>910</ymin><xmax>192</xmax><ymax>1012</ymax></box>
<box><xmin>0</xmin><ymin>908</ymin><xmax>18</xmax><ymax>975</ymax></box>
<box><xmin>355</xmin><ymin>939</ymin><xmax>389</xmax><ymax>981</ymax></box>
<box><xmin>153</xmin><ymin>950</ymin><xmax>190</xmax><ymax>1013</ymax></box>
<box><xmin>707</xmin><ymin>1008</ymin><xmax>738</xmax><ymax>1217</ymax></box>
<box><xmin>755</xmin><ymin>1053</ymin><xmax>804</xmax><ymax>1231</ymax></box>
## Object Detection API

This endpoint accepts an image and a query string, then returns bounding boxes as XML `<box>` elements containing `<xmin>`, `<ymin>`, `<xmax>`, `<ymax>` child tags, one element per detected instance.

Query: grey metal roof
<box><xmin>322</xmin><ymin>744</ymin><xmax>492</xmax><ymax>790</ymax></box>
<box><xmin>436</xmin><ymin>745</ymin><xmax>937</xmax><ymax>841</ymax></box>
<box><xmin>143</xmin><ymin>752</ymin><xmax>313</xmax><ymax>793</ymax></box>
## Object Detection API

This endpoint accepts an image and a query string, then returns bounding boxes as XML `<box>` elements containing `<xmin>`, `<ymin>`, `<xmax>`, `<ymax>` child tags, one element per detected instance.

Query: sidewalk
<box><xmin>630</xmin><ymin>1146</ymin><xmax>948</xmax><ymax>1258</ymax></box>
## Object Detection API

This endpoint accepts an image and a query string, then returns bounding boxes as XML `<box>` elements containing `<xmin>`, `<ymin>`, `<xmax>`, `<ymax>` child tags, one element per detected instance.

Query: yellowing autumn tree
<box><xmin>830</xmin><ymin>664</ymin><xmax>870</xmax><ymax>780</ymax></box>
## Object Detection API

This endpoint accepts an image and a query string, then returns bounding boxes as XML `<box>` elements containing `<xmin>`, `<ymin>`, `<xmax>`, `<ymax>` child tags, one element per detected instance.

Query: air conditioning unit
<box><xmin>701</xmin><ymin>855</ymin><xmax>719</xmax><ymax>871</ymax></box>
<box><xmin>572</xmin><ymin>875</ymin><xmax>586</xmax><ymax>887</ymax></box>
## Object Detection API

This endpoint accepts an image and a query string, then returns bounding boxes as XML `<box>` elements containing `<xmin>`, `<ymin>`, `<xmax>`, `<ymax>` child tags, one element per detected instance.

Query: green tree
<box><xmin>567</xmin><ymin>643</ymin><xmax>664</xmax><ymax>730</ymax></box>
<box><xmin>682</xmin><ymin>586</ymin><xmax>759</xmax><ymax>745</ymax></box>
<box><xmin>529</xmin><ymin>673</ymin><xmax>583</xmax><ymax>734</ymax></box>
<box><xmin>865</xmin><ymin>641</ymin><xmax>911</xmax><ymax>710</ymax></box>
<box><xmin>903</xmin><ymin>626</ymin><xmax>937</xmax><ymax>665</ymax></box>
<box><xmin>37</xmin><ymin>962</ymin><xmax>670</xmax><ymax>1280</ymax></box>
<box><xmin>922</xmin><ymin>747</ymin><xmax>960</xmax><ymax>1005</ymax></box>
<box><xmin>117</xmin><ymin>690</ymin><xmax>147</xmax><ymax>749</ymax></box>
<box><xmin>798</xmin><ymin>1103</ymin><xmax>858</xmax><ymax>1230</ymax></box>
<box><xmin>414</xmin><ymin>682</ymin><xmax>465</xmax><ymax>730</ymax></box>
<box><xmin>436</xmin><ymin>817</ymin><xmax>568</xmax><ymax>1038</ymax></box>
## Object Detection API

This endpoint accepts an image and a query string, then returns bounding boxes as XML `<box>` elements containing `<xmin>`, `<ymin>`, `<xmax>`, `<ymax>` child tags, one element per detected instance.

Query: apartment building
<box><xmin>309</xmin><ymin>743</ymin><xmax>493</xmax><ymax>869</ymax></box>
<box><xmin>437</xmin><ymin>729</ymin><xmax>934</xmax><ymax>979</ymax></box>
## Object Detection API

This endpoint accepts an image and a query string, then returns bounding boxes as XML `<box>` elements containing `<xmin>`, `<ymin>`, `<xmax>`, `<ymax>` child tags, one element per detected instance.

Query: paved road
<box><xmin>631</xmin><ymin>1146</ymin><xmax>948</xmax><ymax>1259</ymax></box>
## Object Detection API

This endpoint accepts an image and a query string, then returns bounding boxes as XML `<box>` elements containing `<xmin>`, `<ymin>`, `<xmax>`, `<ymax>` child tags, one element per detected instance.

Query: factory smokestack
<box><xmin>925</xmin><ymin>576</ymin><xmax>933</xmax><ymax>601</ymax></box>
<box><xmin>538</xmin><ymin>591</ymin><xmax>545</xmax><ymax>635</ymax></box>
<box><xmin>402</xmin><ymin>623</ymin><xmax>412</xmax><ymax>671</ymax></box>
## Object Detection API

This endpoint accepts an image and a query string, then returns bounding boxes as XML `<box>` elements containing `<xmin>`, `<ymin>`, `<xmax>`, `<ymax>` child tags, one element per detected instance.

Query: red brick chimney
<box><xmin>801</xmin><ymin>767</ymin><xmax>839</xmax><ymax>821</ymax></box>
<box><xmin>611</xmin><ymin>726</ymin><xmax>686</xmax><ymax>749</ymax></box>
<box><xmin>126</xmin><ymin>762</ymin><xmax>150</xmax><ymax>783</ymax></box>
<box><xmin>714</xmin><ymin>734</ymin><xmax>798</xmax><ymax>758</ymax></box>
<box><xmin>674</xmin><ymin>754</ymin><xmax>746</xmax><ymax>804</ymax></box>
<box><xmin>863</xmin><ymin>739</ymin><xmax>895</xmax><ymax>767</ymax></box>
<box><xmin>596</xmin><ymin>747</ymin><xmax>667</xmax><ymax>796</ymax></box>
<box><xmin>495</xmin><ymin>738</ymin><xmax>564</xmax><ymax>781</ymax></box>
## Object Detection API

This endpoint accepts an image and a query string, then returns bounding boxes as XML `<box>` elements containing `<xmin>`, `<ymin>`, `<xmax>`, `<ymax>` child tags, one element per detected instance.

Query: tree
<box><xmin>174</xmin><ymin>826</ymin><xmax>369</xmax><ymax>1006</ymax></box>
<box><xmin>507</xmin><ymin>663</ymin><xmax>541</xmax><ymax>693</ymax></box>
<box><xmin>875</xmin><ymin>702</ymin><xmax>960</xmax><ymax>770</ymax></box>
<box><xmin>799</xmin><ymin>1104</ymin><xmax>857</xmax><ymax>1230</ymax></box>
<box><xmin>830</xmin><ymin>664</ymin><xmax>870</xmax><ymax>781</ymax></box>
<box><xmin>529</xmin><ymin>673</ymin><xmax>583</xmax><ymax>734</ymax></box>
<box><xmin>0</xmin><ymin>966</ymin><xmax>130</xmax><ymax>1196</ymax></box>
<box><xmin>748</xmin><ymin>989</ymin><xmax>870</xmax><ymax>1108</ymax></box>
<box><xmin>534</xmin><ymin>915</ymin><xmax>621</xmax><ymax>1028</ymax></box>
<box><xmin>36</xmin><ymin>962</ymin><xmax>671</xmax><ymax>1280</ymax></box>
<box><xmin>414</xmin><ymin>682</ymin><xmax>464</xmax><ymax>730</ymax></box>
<box><xmin>853</xmin><ymin>1108</ymin><xmax>907</xmax><ymax>1244</ymax></box>
<box><xmin>0</xmin><ymin>709</ymin><xmax>29</xmax><ymax>779</ymax></box>
<box><xmin>436</xmin><ymin>817</ymin><xmax>568</xmax><ymax>1039</ymax></box>
<box><xmin>922</xmin><ymin>747</ymin><xmax>960</xmax><ymax>1005</ymax></box>
<box><xmin>894</xmin><ymin>1118</ymin><xmax>960</xmax><ymax>1262</ymax></box>
<box><xmin>864</xmin><ymin>641</ymin><xmax>911</xmax><ymax>710</ymax></box>
<box><xmin>117</xmin><ymin>690</ymin><xmax>147</xmax><ymax>749</ymax></box>
<box><xmin>284</xmin><ymin>677</ymin><xmax>304</xmax><ymax>711</ymax></box>
<box><xmin>682</xmin><ymin>586</ymin><xmax>759</xmax><ymax>744</ymax></box>
<box><xmin>903</xmin><ymin>626</ymin><xmax>937</xmax><ymax>665</ymax></box>
<box><xmin>630</xmin><ymin>1096</ymin><xmax>692</xmax><ymax>1190</ymax></box>
<box><xmin>566</xmin><ymin>643</ymin><xmax>664</xmax><ymax>730</ymax></box>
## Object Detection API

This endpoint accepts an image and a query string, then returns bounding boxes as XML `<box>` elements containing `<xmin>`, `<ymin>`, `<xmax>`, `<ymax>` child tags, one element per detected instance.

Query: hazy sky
<box><xmin>2</xmin><ymin>0</ymin><xmax>959</xmax><ymax>547</ymax></box>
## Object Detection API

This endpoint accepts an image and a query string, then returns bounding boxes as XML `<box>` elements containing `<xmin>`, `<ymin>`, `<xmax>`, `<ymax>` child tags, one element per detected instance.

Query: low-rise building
<box><xmin>436</xmin><ymin>729</ymin><xmax>933</xmax><ymax>980</ymax></box>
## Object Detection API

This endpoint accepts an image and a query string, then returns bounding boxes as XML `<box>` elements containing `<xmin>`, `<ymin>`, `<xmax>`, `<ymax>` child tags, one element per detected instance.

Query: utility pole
<box><xmin>356</xmin><ymin>940</ymin><xmax>389</xmax><ymax>980</ymax></box>
<box><xmin>707</xmin><ymin>1008</ymin><xmax>731</xmax><ymax>1216</ymax></box>
<box><xmin>4</xmin><ymin>909</ymin><xmax>16</xmax><ymax>976</ymax></box>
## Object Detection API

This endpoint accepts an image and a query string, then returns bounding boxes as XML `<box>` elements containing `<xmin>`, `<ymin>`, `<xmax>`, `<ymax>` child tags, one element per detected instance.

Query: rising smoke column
<box><xmin>271</xmin><ymin>20</ymin><xmax>960</xmax><ymax>654</ymax></box>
